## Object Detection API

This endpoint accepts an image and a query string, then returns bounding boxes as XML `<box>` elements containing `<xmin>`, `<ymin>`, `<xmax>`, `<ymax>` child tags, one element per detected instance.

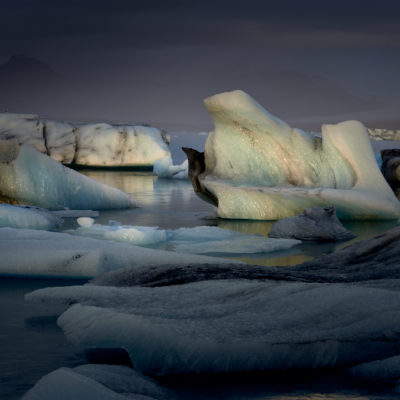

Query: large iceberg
<box><xmin>27</xmin><ymin>279</ymin><xmax>400</xmax><ymax>376</ymax></box>
<box><xmin>0</xmin><ymin>140</ymin><xmax>136</xmax><ymax>210</ymax></box>
<box><xmin>0</xmin><ymin>228</ymin><xmax>240</xmax><ymax>279</ymax></box>
<box><xmin>25</xmin><ymin>227</ymin><xmax>400</xmax><ymax>375</ymax></box>
<box><xmin>0</xmin><ymin>113</ymin><xmax>171</xmax><ymax>167</ymax></box>
<box><xmin>188</xmin><ymin>90</ymin><xmax>400</xmax><ymax>220</ymax></box>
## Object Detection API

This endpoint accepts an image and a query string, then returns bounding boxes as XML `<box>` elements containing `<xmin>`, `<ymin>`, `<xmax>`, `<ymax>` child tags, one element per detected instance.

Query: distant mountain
<box><xmin>0</xmin><ymin>55</ymin><xmax>61</xmax><ymax>88</ymax></box>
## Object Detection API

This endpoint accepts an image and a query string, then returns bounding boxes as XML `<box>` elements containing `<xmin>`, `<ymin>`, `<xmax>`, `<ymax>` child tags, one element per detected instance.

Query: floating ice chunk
<box><xmin>53</xmin><ymin>210</ymin><xmax>99</xmax><ymax>218</ymax></box>
<box><xmin>26</xmin><ymin>279</ymin><xmax>400</xmax><ymax>375</ymax></box>
<box><xmin>368</xmin><ymin>128</ymin><xmax>400</xmax><ymax>141</ymax></box>
<box><xmin>153</xmin><ymin>156</ymin><xmax>188</xmax><ymax>179</ymax></box>
<box><xmin>168</xmin><ymin>226</ymin><xmax>299</xmax><ymax>254</ymax></box>
<box><xmin>43</xmin><ymin>119</ymin><xmax>76</xmax><ymax>164</ymax></box>
<box><xmin>0</xmin><ymin>141</ymin><xmax>137</xmax><ymax>210</ymax></box>
<box><xmin>74</xmin><ymin>124</ymin><xmax>170</xmax><ymax>167</ymax></box>
<box><xmin>190</xmin><ymin>90</ymin><xmax>400</xmax><ymax>220</ymax></box>
<box><xmin>73</xmin><ymin>364</ymin><xmax>174</xmax><ymax>399</ymax></box>
<box><xmin>0</xmin><ymin>204</ymin><xmax>63</xmax><ymax>230</ymax></box>
<box><xmin>269</xmin><ymin>207</ymin><xmax>355</xmax><ymax>241</ymax></box>
<box><xmin>77</xmin><ymin>217</ymin><xmax>95</xmax><ymax>227</ymax></box>
<box><xmin>74</xmin><ymin>223</ymin><xmax>299</xmax><ymax>255</ymax></box>
<box><xmin>22</xmin><ymin>368</ymin><xmax>129</xmax><ymax>400</ymax></box>
<box><xmin>0</xmin><ymin>228</ymin><xmax>237</xmax><ymax>278</ymax></box>
<box><xmin>76</xmin><ymin>223</ymin><xmax>167</xmax><ymax>246</ymax></box>
<box><xmin>0</xmin><ymin>112</ymin><xmax>46</xmax><ymax>153</ymax></box>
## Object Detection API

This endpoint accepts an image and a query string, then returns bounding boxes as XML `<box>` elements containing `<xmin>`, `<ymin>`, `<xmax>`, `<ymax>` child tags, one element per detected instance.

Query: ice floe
<box><xmin>153</xmin><ymin>156</ymin><xmax>188</xmax><ymax>179</ymax></box>
<box><xmin>269</xmin><ymin>206</ymin><xmax>355</xmax><ymax>241</ymax></box>
<box><xmin>0</xmin><ymin>228</ymin><xmax>239</xmax><ymax>278</ymax></box>
<box><xmin>23</xmin><ymin>364</ymin><xmax>174</xmax><ymax>400</ymax></box>
<box><xmin>26</xmin><ymin>278</ymin><xmax>400</xmax><ymax>375</ymax></box>
<box><xmin>0</xmin><ymin>204</ymin><xmax>63</xmax><ymax>230</ymax></box>
<box><xmin>188</xmin><ymin>90</ymin><xmax>400</xmax><ymax>220</ymax></box>
<box><xmin>0</xmin><ymin>112</ymin><xmax>171</xmax><ymax>167</ymax></box>
<box><xmin>74</xmin><ymin>221</ymin><xmax>300</xmax><ymax>255</ymax></box>
<box><xmin>25</xmin><ymin>227</ymin><xmax>400</xmax><ymax>375</ymax></box>
<box><xmin>0</xmin><ymin>140</ymin><xmax>137</xmax><ymax>210</ymax></box>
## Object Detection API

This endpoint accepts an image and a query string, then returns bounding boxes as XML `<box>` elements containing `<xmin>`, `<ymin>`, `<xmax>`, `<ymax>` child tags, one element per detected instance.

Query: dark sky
<box><xmin>0</xmin><ymin>0</ymin><xmax>399</xmax><ymax>130</ymax></box>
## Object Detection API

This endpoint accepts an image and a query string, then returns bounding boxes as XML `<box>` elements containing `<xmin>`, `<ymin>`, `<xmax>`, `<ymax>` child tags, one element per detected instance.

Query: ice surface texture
<box><xmin>23</xmin><ymin>364</ymin><xmax>174</xmax><ymax>400</ymax></box>
<box><xmin>153</xmin><ymin>156</ymin><xmax>188</xmax><ymax>179</ymax></box>
<box><xmin>75</xmin><ymin>222</ymin><xmax>300</xmax><ymax>255</ymax></box>
<box><xmin>0</xmin><ymin>113</ymin><xmax>170</xmax><ymax>167</ymax></box>
<box><xmin>269</xmin><ymin>206</ymin><xmax>355</xmax><ymax>241</ymax></box>
<box><xmin>0</xmin><ymin>141</ymin><xmax>136</xmax><ymax>210</ymax></box>
<box><xmin>195</xmin><ymin>90</ymin><xmax>400</xmax><ymax>220</ymax></box>
<box><xmin>26</xmin><ymin>227</ymin><xmax>400</xmax><ymax>375</ymax></box>
<box><xmin>0</xmin><ymin>228</ymin><xmax>239</xmax><ymax>278</ymax></box>
<box><xmin>0</xmin><ymin>204</ymin><xmax>63</xmax><ymax>230</ymax></box>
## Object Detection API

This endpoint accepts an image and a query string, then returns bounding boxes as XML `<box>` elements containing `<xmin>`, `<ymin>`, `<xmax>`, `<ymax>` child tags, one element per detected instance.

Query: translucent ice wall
<box><xmin>198</xmin><ymin>90</ymin><xmax>400</xmax><ymax>220</ymax></box>
<box><xmin>0</xmin><ymin>141</ymin><xmax>137</xmax><ymax>210</ymax></box>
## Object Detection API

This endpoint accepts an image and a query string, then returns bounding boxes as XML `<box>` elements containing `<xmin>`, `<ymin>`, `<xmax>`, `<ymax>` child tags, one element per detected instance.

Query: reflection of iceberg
<box><xmin>0</xmin><ymin>141</ymin><xmax>136</xmax><ymax>210</ymax></box>
<box><xmin>0</xmin><ymin>112</ymin><xmax>171</xmax><ymax>167</ymax></box>
<box><xmin>192</xmin><ymin>90</ymin><xmax>400</xmax><ymax>220</ymax></box>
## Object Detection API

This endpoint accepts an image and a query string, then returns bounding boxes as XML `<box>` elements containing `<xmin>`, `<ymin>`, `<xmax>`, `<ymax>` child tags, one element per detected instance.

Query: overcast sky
<box><xmin>0</xmin><ymin>0</ymin><xmax>399</xmax><ymax>130</ymax></box>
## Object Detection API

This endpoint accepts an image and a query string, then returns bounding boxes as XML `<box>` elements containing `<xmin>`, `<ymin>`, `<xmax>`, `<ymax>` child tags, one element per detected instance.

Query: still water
<box><xmin>0</xmin><ymin>171</ymin><xmax>398</xmax><ymax>399</ymax></box>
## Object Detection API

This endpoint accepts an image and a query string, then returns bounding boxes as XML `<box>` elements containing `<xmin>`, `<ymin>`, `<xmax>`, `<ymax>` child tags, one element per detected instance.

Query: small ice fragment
<box><xmin>77</xmin><ymin>217</ymin><xmax>95</xmax><ymax>227</ymax></box>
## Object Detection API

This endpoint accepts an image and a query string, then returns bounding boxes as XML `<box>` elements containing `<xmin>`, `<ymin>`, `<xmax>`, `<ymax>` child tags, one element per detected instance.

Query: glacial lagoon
<box><xmin>1</xmin><ymin>171</ymin><xmax>399</xmax><ymax>400</ymax></box>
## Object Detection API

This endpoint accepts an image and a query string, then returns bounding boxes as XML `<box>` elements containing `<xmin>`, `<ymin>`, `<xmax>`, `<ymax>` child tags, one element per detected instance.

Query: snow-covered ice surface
<box><xmin>0</xmin><ymin>204</ymin><xmax>63</xmax><ymax>230</ymax></box>
<box><xmin>153</xmin><ymin>156</ymin><xmax>188</xmax><ymax>179</ymax></box>
<box><xmin>0</xmin><ymin>228</ymin><xmax>240</xmax><ymax>279</ymax></box>
<box><xmin>0</xmin><ymin>112</ymin><xmax>171</xmax><ymax>167</ymax></box>
<box><xmin>198</xmin><ymin>90</ymin><xmax>400</xmax><ymax>220</ymax></box>
<box><xmin>23</xmin><ymin>364</ymin><xmax>174</xmax><ymax>400</ymax></box>
<box><xmin>0</xmin><ymin>141</ymin><xmax>137</xmax><ymax>210</ymax></box>
<box><xmin>74</xmin><ymin>222</ymin><xmax>300</xmax><ymax>255</ymax></box>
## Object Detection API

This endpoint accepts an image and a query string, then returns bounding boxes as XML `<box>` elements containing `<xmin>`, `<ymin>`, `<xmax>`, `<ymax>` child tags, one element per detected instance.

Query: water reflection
<box><xmin>74</xmin><ymin>171</ymin><xmax>398</xmax><ymax>266</ymax></box>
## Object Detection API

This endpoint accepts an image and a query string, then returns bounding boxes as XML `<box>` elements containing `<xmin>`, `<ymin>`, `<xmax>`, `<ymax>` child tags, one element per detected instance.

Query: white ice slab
<box><xmin>26</xmin><ymin>279</ymin><xmax>400</xmax><ymax>375</ymax></box>
<box><xmin>199</xmin><ymin>90</ymin><xmax>400</xmax><ymax>220</ymax></box>
<box><xmin>0</xmin><ymin>141</ymin><xmax>137</xmax><ymax>210</ymax></box>
<box><xmin>0</xmin><ymin>228</ymin><xmax>238</xmax><ymax>278</ymax></box>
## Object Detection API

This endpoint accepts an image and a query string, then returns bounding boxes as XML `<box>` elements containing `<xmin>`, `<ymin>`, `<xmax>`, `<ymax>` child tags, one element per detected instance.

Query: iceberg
<box><xmin>0</xmin><ymin>228</ymin><xmax>239</xmax><ymax>278</ymax></box>
<box><xmin>153</xmin><ymin>156</ymin><xmax>188</xmax><ymax>179</ymax></box>
<box><xmin>26</xmin><ymin>279</ymin><xmax>400</xmax><ymax>376</ymax></box>
<box><xmin>25</xmin><ymin>227</ymin><xmax>400</xmax><ymax>375</ymax></box>
<box><xmin>0</xmin><ymin>140</ymin><xmax>137</xmax><ymax>210</ymax></box>
<box><xmin>74</xmin><ymin>221</ymin><xmax>300</xmax><ymax>255</ymax></box>
<box><xmin>0</xmin><ymin>112</ymin><xmax>171</xmax><ymax>167</ymax></box>
<box><xmin>188</xmin><ymin>90</ymin><xmax>400</xmax><ymax>220</ymax></box>
<box><xmin>23</xmin><ymin>364</ymin><xmax>174</xmax><ymax>400</ymax></box>
<box><xmin>0</xmin><ymin>204</ymin><xmax>63</xmax><ymax>230</ymax></box>
<box><xmin>269</xmin><ymin>206</ymin><xmax>355</xmax><ymax>241</ymax></box>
